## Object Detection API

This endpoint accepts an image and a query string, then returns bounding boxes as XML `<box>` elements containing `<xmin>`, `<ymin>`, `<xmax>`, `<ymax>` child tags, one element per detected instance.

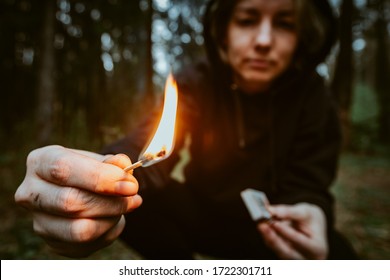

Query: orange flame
<box><xmin>139</xmin><ymin>73</ymin><xmax>178</xmax><ymax>167</ymax></box>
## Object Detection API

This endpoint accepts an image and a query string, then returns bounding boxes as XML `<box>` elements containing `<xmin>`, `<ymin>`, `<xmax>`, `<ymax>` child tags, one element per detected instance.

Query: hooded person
<box><xmin>102</xmin><ymin>0</ymin><xmax>357</xmax><ymax>259</ymax></box>
<box><xmin>15</xmin><ymin>0</ymin><xmax>357</xmax><ymax>260</ymax></box>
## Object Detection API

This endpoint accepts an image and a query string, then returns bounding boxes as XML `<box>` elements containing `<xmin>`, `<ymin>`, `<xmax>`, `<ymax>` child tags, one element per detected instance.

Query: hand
<box><xmin>258</xmin><ymin>203</ymin><xmax>328</xmax><ymax>259</ymax></box>
<box><xmin>14</xmin><ymin>145</ymin><xmax>142</xmax><ymax>258</ymax></box>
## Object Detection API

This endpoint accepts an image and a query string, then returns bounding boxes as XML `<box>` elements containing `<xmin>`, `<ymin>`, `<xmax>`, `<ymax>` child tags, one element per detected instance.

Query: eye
<box><xmin>236</xmin><ymin>17</ymin><xmax>257</xmax><ymax>26</ymax></box>
<box><xmin>274</xmin><ymin>18</ymin><xmax>296</xmax><ymax>31</ymax></box>
<box><xmin>232</xmin><ymin>10</ymin><xmax>258</xmax><ymax>27</ymax></box>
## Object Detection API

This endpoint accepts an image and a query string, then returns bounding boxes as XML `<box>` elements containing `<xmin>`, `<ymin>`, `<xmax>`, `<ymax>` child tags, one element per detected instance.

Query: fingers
<box><xmin>270</xmin><ymin>221</ymin><xmax>321</xmax><ymax>259</ymax></box>
<box><xmin>269</xmin><ymin>203</ymin><xmax>310</xmax><ymax>221</ymax></box>
<box><xmin>258</xmin><ymin>222</ymin><xmax>304</xmax><ymax>259</ymax></box>
<box><xmin>43</xmin><ymin>216</ymin><xmax>126</xmax><ymax>258</ymax></box>
<box><xmin>259</xmin><ymin>203</ymin><xmax>329</xmax><ymax>260</ymax></box>
<box><xmin>17</xmin><ymin>178</ymin><xmax>142</xmax><ymax>217</ymax></box>
<box><xmin>271</xmin><ymin>203</ymin><xmax>327</xmax><ymax>236</ymax></box>
<box><xmin>271</xmin><ymin>221</ymin><xmax>309</xmax><ymax>249</ymax></box>
<box><xmin>28</xmin><ymin>146</ymin><xmax>138</xmax><ymax>196</ymax></box>
<box><xmin>33</xmin><ymin>212</ymin><xmax>121</xmax><ymax>243</ymax></box>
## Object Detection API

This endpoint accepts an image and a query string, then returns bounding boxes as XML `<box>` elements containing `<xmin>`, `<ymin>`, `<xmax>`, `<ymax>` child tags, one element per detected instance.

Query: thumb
<box><xmin>269</xmin><ymin>203</ymin><xmax>310</xmax><ymax>221</ymax></box>
<box><xmin>104</xmin><ymin>154</ymin><xmax>133</xmax><ymax>170</ymax></box>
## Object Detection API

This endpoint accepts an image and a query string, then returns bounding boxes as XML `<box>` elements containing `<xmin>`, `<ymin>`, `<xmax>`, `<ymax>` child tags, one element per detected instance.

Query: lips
<box><xmin>245</xmin><ymin>58</ymin><xmax>273</xmax><ymax>70</ymax></box>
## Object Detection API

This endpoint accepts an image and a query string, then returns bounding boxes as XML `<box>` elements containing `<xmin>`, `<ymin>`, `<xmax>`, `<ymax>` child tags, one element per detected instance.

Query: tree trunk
<box><xmin>331</xmin><ymin>0</ymin><xmax>355</xmax><ymax>149</ymax></box>
<box><xmin>145</xmin><ymin>0</ymin><xmax>154</xmax><ymax>102</ymax></box>
<box><xmin>374</xmin><ymin>0</ymin><xmax>390</xmax><ymax>144</ymax></box>
<box><xmin>36</xmin><ymin>0</ymin><xmax>56</xmax><ymax>146</ymax></box>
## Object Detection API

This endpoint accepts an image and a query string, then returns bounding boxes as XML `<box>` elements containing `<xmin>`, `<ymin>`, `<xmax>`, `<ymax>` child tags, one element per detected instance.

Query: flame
<box><xmin>139</xmin><ymin>73</ymin><xmax>178</xmax><ymax>167</ymax></box>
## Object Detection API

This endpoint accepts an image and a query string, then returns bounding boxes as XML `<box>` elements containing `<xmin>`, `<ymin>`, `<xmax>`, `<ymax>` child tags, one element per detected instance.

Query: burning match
<box><xmin>124</xmin><ymin>149</ymin><xmax>167</xmax><ymax>171</ymax></box>
<box><xmin>123</xmin><ymin>73</ymin><xmax>178</xmax><ymax>172</ymax></box>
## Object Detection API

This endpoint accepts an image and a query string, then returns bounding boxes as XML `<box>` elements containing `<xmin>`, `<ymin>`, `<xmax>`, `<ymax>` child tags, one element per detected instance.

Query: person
<box><xmin>15</xmin><ymin>0</ymin><xmax>357</xmax><ymax>259</ymax></box>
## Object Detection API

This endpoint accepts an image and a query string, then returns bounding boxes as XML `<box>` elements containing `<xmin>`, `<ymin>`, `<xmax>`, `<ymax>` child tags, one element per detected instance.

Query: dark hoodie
<box><xmin>102</xmin><ymin>0</ymin><xmax>347</xmax><ymax>259</ymax></box>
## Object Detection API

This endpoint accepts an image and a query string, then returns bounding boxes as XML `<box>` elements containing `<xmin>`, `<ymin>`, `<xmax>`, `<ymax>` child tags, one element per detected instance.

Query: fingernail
<box><xmin>115</xmin><ymin>181</ymin><xmax>138</xmax><ymax>195</ymax></box>
<box><xmin>132</xmin><ymin>194</ymin><xmax>143</xmax><ymax>207</ymax></box>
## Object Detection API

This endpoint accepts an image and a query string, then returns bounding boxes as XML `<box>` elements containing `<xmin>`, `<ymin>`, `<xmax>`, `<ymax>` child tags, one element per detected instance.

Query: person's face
<box><xmin>225</xmin><ymin>0</ymin><xmax>298</xmax><ymax>94</ymax></box>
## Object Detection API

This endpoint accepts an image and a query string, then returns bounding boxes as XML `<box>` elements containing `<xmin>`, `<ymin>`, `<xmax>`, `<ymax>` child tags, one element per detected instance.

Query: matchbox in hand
<box><xmin>240</xmin><ymin>188</ymin><xmax>272</xmax><ymax>223</ymax></box>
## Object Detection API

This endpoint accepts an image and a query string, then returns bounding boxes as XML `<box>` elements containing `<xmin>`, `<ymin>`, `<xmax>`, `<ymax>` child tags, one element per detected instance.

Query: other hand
<box><xmin>258</xmin><ymin>203</ymin><xmax>328</xmax><ymax>259</ymax></box>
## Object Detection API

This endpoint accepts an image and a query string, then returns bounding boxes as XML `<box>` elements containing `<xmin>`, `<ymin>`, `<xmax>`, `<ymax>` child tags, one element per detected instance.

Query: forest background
<box><xmin>0</xmin><ymin>0</ymin><xmax>389</xmax><ymax>259</ymax></box>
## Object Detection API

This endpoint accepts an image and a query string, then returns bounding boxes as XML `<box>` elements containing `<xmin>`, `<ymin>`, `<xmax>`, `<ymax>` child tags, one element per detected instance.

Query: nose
<box><xmin>255</xmin><ymin>19</ymin><xmax>272</xmax><ymax>48</ymax></box>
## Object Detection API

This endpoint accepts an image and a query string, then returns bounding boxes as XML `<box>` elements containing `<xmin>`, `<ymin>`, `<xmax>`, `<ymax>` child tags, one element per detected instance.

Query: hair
<box><xmin>203</xmin><ymin>0</ymin><xmax>337</xmax><ymax>73</ymax></box>
<box><xmin>294</xmin><ymin>0</ymin><xmax>337</xmax><ymax>69</ymax></box>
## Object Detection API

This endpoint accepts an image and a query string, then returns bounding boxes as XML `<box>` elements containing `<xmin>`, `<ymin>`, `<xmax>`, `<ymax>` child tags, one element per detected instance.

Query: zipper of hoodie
<box><xmin>232</xmin><ymin>83</ymin><xmax>277</xmax><ymax>193</ymax></box>
<box><xmin>231</xmin><ymin>83</ymin><xmax>246</xmax><ymax>149</ymax></box>
<box><xmin>268</xmin><ymin>93</ymin><xmax>277</xmax><ymax>193</ymax></box>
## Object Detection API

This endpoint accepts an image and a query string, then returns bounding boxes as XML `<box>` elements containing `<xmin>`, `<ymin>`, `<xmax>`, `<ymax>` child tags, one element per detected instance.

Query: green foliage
<box><xmin>351</xmin><ymin>83</ymin><xmax>379</xmax><ymax>124</ymax></box>
<box><xmin>349</xmin><ymin>83</ymin><xmax>381</xmax><ymax>152</ymax></box>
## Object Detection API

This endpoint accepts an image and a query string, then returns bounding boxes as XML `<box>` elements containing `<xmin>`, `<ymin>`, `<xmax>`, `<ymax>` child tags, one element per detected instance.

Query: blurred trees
<box><xmin>332</xmin><ymin>0</ymin><xmax>355</xmax><ymax>148</ymax></box>
<box><xmin>0</xmin><ymin>0</ymin><xmax>389</xmax><ymax>152</ymax></box>
<box><xmin>332</xmin><ymin>0</ymin><xmax>390</xmax><ymax>151</ymax></box>
<box><xmin>0</xmin><ymin>0</ymin><xmax>206</xmax><ymax>151</ymax></box>
<box><xmin>36</xmin><ymin>0</ymin><xmax>56</xmax><ymax>145</ymax></box>
<box><xmin>372</xmin><ymin>0</ymin><xmax>390</xmax><ymax>144</ymax></box>
<box><xmin>0</xmin><ymin>0</ymin><xmax>43</xmax><ymax>148</ymax></box>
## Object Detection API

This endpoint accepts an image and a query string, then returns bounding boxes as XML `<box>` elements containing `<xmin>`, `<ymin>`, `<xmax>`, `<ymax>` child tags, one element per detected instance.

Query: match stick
<box><xmin>123</xmin><ymin>160</ymin><xmax>144</xmax><ymax>172</ymax></box>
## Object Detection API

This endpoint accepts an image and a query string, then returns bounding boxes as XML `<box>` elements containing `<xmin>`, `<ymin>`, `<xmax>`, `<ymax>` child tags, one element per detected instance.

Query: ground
<box><xmin>0</xmin><ymin>152</ymin><xmax>389</xmax><ymax>260</ymax></box>
<box><xmin>332</xmin><ymin>153</ymin><xmax>390</xmax><ymax>259</ymax></box>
